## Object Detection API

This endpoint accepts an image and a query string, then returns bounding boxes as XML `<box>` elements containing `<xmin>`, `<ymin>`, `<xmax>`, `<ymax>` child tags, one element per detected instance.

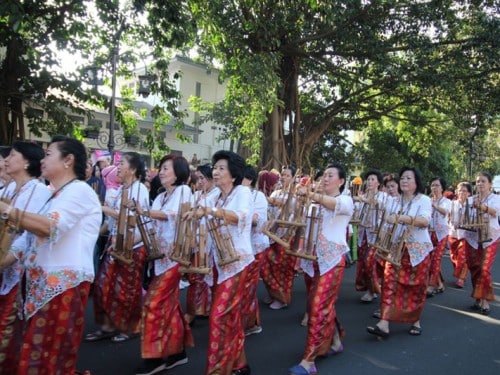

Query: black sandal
<box><xmin>84</xmin><ymin>329</ymin><xmax>117</xmax><ymax>342</ymax></box>
<box><xmin>367</xmin><ymin>325</ymin><xmax>389</xmax><ymax>338</ymax></box>
<box><xmin>408</xmin><ymin>325</ymin><xmax>422</xmax><ymax>336</ymax></box>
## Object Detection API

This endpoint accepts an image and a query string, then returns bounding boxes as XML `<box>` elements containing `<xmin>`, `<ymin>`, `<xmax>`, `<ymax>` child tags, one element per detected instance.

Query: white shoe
<box><xmin>360</xmin><ymin>292</ymin><xmax>377</xmax><ymax>302</ymax></box>
<box><xmin>245</xmin><ymin>326</ymin><xmax>263</xmax><ymax>336</ymax></box>
<box><xmin>269</xmin><ymin>300</ymin><xmax>288</xmax><ymax>310</ymax></box>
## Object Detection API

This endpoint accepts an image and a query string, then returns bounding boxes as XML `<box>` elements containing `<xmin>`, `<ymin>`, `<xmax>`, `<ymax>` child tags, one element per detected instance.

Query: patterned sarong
<box><xmin>449</xmin><ymin>237</ymin><xmax>468</xmax><ymax>280</ymax></box>
<box><xmin>96</xmin><ymin>246</ymin><xmax>147</xmax><ymax>333</ymax></box>
<box><xmin>260</xmin><ymin>242</ymin><xmax>295</xmax><ymax>304</ymax></box>
<box><xmin>428</xmin><ymin>233</ymin><xmax>447</xmax><ymax>287</ymax></box>
<box><xmin>241</xmin><ymin>252</ymin><xmax>265</xmax><ymax>330</ymax></box>
<box><xmin>466</xmin><ymin>240</ymin><xmax>499</xmax><ymax>301</ymax></box>
<box><xmin>380</xmin><ymin>250</ymin><xmax>431</xmax><ymax>323</ymax></box>
<box><xmin>0</xmin><ymin>285</ymin><xmax>21</xmax><ymax>375</ymax></box>
<box><xmin>186</xmin><ymin>273</ymin><xmax>211</xmax><ymax>318</ymax></box>
<box><xmin>17</xmin><ymin>282</ymin><xmax>90</xmax><ymax>375</ymax></box>
<box><xmin>206</xmin><ymin>266</ymin><xmax>250</xmax><ymax>375</ymax></box>
<box><xmin>303</xmin><ymin>260</ymin><xmax>345</xmax><ymax>361</ymax></box>
<box><xmin>141</xmin><ymin>264</ymin><xmax>194</xmax><ymax>358</ymax></box>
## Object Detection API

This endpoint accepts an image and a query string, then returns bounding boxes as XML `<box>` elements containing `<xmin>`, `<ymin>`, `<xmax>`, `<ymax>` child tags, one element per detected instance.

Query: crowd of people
<box><xmin>0</xmin><ymin>138</ymin><xmax>498</xmax><ymax>375</ymax></box>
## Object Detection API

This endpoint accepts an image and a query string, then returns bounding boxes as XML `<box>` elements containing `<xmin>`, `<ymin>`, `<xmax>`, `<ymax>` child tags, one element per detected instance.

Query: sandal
<box><xmin>408</xmin><ymin>325</ymin><xmax>422</xmax><ymax>336</ymax></box>
<box><xmin>84</xmin><ymin>329</ymin><xmax>117</xmax><ymax>342</ymax></box>
<box><xmin>367</xmin><ymin>325</ymin><xmax>389</xmax><ymax>338</ymax></box>
<box><xmin>110</xmin><ymin>333</ymin><xmax>138</xmax><ymax>343</ymax></box>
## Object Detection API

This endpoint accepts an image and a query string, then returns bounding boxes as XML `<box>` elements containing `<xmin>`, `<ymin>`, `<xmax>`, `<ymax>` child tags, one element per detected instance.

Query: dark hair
<box><xmin>457</xmin><ymin>181</ymin><xmax>473</xmax><ymax>195</ymax></box>
<box><xmin>212</xmin><ymin>150</ymin><xmax>245</xmax><ymax>186</ymax></box>
<box><xmin>197</xmin><ymin>163</ymin><xmax>213</xmax><ymax>180</ymax></box>
<box><xmin>314</xmin><ymin>170</ymin><xmax>324</xmax><ymax>182</ymax></box>
<box><xmin>383</xmin><ymin>173</ymin><xmax>399</xmax><ymax>187</ymax></box>
<box><xmin>282</xmin><ymin>165</ymin><xmax>297</xmax><ymax>177</ymax></box>
<box><xmin>50</xmin><ymin>135</ymin><xmax>87</xmax><ymax>180</ymax></box>
<box><xmin>149</xmin><ymin>174</ymin><xmax>163</xmax><ymax>203</ymax></box>
<box><xmin>477</xmin><ymin>171</ymin><xmax>492</xmax><ymax>183</ymax></box>
<box><xmin>243</xmin><ymin>164</ymin><xmax>258</xmax><ymax>188</ymax></box>
<box><xmin>430</xmin><ymin>176</ymin><xmax>446</xmax><ymax>191</ymax></box>
<box><xmin>326</xmin><ymin>162</ymin><xmax>347</xmax><ymax>193</ymax></box>
<box><xmin>0</xmin><ymin>146</ymin><xmax>11</xmax><ymax>159</ymax></box>
<box><xmin>11</xmin><ymin>141</ymin><xmax>44</xmax><ymax>177</ymax></box>
<box><xmin>364</xmin><ymin>169</ymin><xmax>383</xmax><ymax>187</ymax></box>
<box><xmin>398</xmin><ymin>166</ymin><xmax>424</xmax><ymax>194</ymax></box>
<box><xmin>158</xmin><ymin>154</ymin><xmax>190</xmax><ymax>186</ymax></box>
<box><xmin>121</xmin><ymin>152</ymin><xmax>146</xmax><ymax>182</ymax></box>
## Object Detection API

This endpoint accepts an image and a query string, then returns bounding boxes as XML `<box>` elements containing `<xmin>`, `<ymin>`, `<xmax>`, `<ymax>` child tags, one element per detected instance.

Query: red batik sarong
<box><xmin>466</xmin><ymin>240</ymin><xmax>499</xmax><ymax>301</ymax></box>
<box><xmin>303</xmin><ymin>259</ymin><xmax>346</xmax><ymax>361</ymax></box>
<box><xmin>99</xmin><ymin>246</ymin><xmax>147</xmax><ymax>333</ymax></box>
<box><xmin>17</xmin><ymin>282</ymin><xmax>90</xmax><ymax>375</ymax></box>
<box><xmin>241</xmin><ymin>252</ymin><xmax>265</xmax><ymax>330</ymax></box>
<box><xmin>260</xmin><ymin>242</ymin><xmax>295</xmax><ymax>304</ymax></box>
<box><xmin>355</xmin><ymin>238</ymin><xmax>368</xmax><ymax>291</ymax></box>
<box><xmin>186</xmin><ymin>273</ymin><xmax>211</xmax><ymax>318</ymax></box>
<box><xmin>380</xmin><ymin>250</ymin><xmax>431</xmax><ymax>323</ymax></box>
<box><xmin>206</xmin><ymin>266</ymin><xmax>250</xmax><ymax>375</ymax></box>
<box><xmin>141</xmin><ymin>264</ymin><xmax>194</xmax><ymax>358</ymax></box>
<box><xmin>428</xmin><ymin>233</ymin><xmax>447</xmax><ymax>287</ymax></box>
<box><xmin>449</xmin><ymin>237</ymin><xmax>468</xmax><ymax>280</ymax></box>
<box><xmin>0</xmin><ymin>285</ymin><xmax>21</xmax><ymax>375</ymax></box>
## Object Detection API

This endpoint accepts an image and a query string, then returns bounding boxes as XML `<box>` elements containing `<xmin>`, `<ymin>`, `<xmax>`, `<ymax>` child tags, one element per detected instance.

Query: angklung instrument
<box><xmin>110</xmin><ymin>185</ymin><xmax>136</xmax><ymax>265</ymax></box>
<box><xmin>370</xmin><ymin>201</ymin><xmax>418</xmax><ymax>267</ymax></box>
<box><xmin>206</xmin><ymin>207</ymin><xmax>241</xmax><ymax>267</ymax></box>
<box><xmin>458</xmin><ymin>192</ymin><xmax>491</xmax><ymax>244</ymax></box>
<box><xmin>134</xmin><ymin>198</ymin><xmax>164</xmax><ymax>262</ymax></box>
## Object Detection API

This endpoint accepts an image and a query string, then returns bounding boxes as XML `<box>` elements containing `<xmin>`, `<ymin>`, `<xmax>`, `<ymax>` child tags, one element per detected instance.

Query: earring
<box><xmin>24</xmin><ymin>165</ymin><xmax>28</xmax><ymax>170</ymax></box>
<box><xmin>64</xmin><ymin>164</ymin><xmax>68</xmax><ymax>169</ymax></box>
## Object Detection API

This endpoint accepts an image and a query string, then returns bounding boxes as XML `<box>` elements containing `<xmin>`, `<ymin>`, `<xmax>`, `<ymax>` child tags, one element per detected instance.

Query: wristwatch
<box><xmin>1</xmin><ymin>206</ymin><xmax>12</xmax><ymax>220</ymax></box>
<box><xmin>211</xmin><ymin>207</ymin><xmax>218</xmax><ymax>216</ymax></box>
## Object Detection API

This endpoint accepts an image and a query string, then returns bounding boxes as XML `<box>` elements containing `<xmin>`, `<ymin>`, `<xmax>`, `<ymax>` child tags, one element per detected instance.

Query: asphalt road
<box><xmin>77</xmin><ymin>253</ymin><xmax>500</xmax><ymax>375</ymax></box>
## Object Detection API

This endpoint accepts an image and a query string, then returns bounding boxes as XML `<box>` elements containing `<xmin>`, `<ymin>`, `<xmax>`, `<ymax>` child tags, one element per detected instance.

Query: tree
<box><xmin>186</xmin><ymin>0</ymin><xmax>499</xmax><ymax>170</ymax></box>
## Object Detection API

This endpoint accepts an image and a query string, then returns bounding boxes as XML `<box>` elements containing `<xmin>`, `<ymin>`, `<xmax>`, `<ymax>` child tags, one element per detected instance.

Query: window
<box><xmin>69</xmin><ymin>115</ymin><xmax>84</xmax><ymax>124</ymax></box>
<box><xmin>88</xmin><ymin>119</ymin><xmax>102</xmax><ymax>128</ymax></box>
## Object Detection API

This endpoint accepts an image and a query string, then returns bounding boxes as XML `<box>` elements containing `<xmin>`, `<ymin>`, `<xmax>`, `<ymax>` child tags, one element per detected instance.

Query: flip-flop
<box><xmin>408</xmin><ymin>325</ymin><xmax>423</xmax><ymax>336</ymax></box>
<box><xmin>367</xmin><ymin>325</ymin><xmax>389</xmax><ymax>338</ymax></box>
<box><xmin>84</xmin><ymin>329</ymin><xmax>117</xmax><ymax>342</ymax></box>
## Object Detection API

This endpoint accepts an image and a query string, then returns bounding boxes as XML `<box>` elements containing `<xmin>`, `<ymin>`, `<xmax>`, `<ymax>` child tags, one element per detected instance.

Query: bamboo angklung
<box><xmin>110</xmin><ymin>186</ymin><xmax>135</xmax><ymax>265</ymax></box>
<box><xmin>207</xmin><ymin>208</ymin><xmax>240</xmax><ymax>267</ymax></box>
<box><xmin>134</xmin><ymin>198</ymin><xmax>164</xmax><ymax>262</ymax></box>
<box><xmin>459</xmin><ymin>192</ymin><xmax>491</xmax><ymax>244</ymax></box>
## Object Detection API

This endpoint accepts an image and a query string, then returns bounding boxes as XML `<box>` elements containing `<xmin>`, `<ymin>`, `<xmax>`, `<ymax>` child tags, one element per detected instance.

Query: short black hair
<box><xmin>399</xmin><ymin>166</ymin><xmax>424</xmax><ymax>194</ymax></box>
<box><xmin>12</xmin><ymin>141</ymin><xmax>45</xmax><ymax>177</ymax></box>
<box><xmin>477</xmin><ymin>171</ymin><xmax>492</xmax><ymax>183</ymax></box>
<box><xmin>159</xmin><ymin>154</ymin><xmax>190</xmax><ymax>185</ymax></box>
<box><xmin>243</xmin><ymin>164</ymin><xmax>258</xmax><ymax>188</ymax></box>
<box><xmin>197</xmin><ymin>163</ymin><xmax>213</xmax><ymax>180</ymax></box>
<box><xmin>430</xmin><ymin>176</ymin><xmax>446</xmax><ymax>191</ymax></box>
<box><xmin>0</xmin><ymin>146</ymin><xmax>11</xmax><ymax>159</ymax></box>
<box><xmin>326</xmin><ymin>162</ymin><xmax>347</xmax><ymax>193</ymax></box>
<box><xmin>383</xmin><ymin>173</ymin><xmax>399</xmax><ymax>187</ymax></box>
<box><xmin>50</xmin><ymin>135</ymin><xmax>87</xmax><ymax>180</ymax></box>
<box><xmin>364</xmin><ymin>169</ymin><xmax>383</xmax><ymax>187</ymax></box>
<box><xmin>121</xmin><ymin>152</ymin><xmax>146</xmax><ymax>182</ymax></box>
<box><xmin>212</xmin><ymin>150</ymin><xmax>245</xmax><ymax>186</ymax></box>
<box><xmin>282</xmin><ymin>164</ymin><xmax>297</xmax><ymax>177</ymax></box>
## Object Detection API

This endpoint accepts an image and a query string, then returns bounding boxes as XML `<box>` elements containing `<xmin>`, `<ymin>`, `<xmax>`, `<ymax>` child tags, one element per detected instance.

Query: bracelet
<box><xmin>1</xmin><ymin>205</ymin><xmax>13</xmax><ymax>220</ymax></box>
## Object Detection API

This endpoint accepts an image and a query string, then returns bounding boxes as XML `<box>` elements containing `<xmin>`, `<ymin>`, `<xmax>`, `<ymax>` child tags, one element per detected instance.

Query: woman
<box><xmin>0</xmin><ymin>136</ymin><xmax>102</xmax><ymax>374</ymax></box>
<box><xmin>383</xmin><ymin>173</ymin><xmax>399</xmax><ymax>198</ymax></box>
<box><xmin>241</xmin><ymin>164</ymin><xmax>269</xmax><ymax>336</ymax></box>
<box><xmin>448</xmin><ymin>182</ymin><xmax>472</xmax><ymax>288</ymax></box>
<box><xmin>193</xmin><ymin>150</ymin><xmax>253</xmax><ymax>375</ymax></box>
<box><xmin>87</xmin><ymin>152</ymin><xmax>150</xmax><ymax>343</ymax></box>
<box><xmin>464</xmin><ymin>172</ymin><xmax>499</xmax><ymax>315</ymax></box>
<box><xmin>0</xmin><ymin>142</ymin><xmax>52</xmax><ymax>374</ymax></box>
<box><xmin>367</xmin><ymin>166</ymin><xmax>433</xmax><ymax>337</ymax></box>
<box><xmin>261</xmin><ymin>165</ymin><xmax>297</xmax><ymax>309</ymax></box>
<box><xmin>354</xmin><ymin>170</ymin><xmax>386</xmax><ymax>303</ymax></box>
<box><xmin>134</xmin><ymin>154</ymin><xmax>194</xmax><ymax>375</ymax></box>
<box><xmin>289</xmin><ymin>163</ymin><xmax>353</xmax><ymax>375</ymax></box>
<box><xmin>184</xmin><ymin>164</ymin><xmax>219</xmax><ymax>325</ymax></box>
<box><xmin>427</xmin><ymin>177</ymin><xmax>451</xmax><ymax>296</ymax></box>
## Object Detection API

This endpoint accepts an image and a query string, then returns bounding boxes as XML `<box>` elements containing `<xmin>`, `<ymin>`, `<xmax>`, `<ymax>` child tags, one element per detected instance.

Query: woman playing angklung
<box><xmin>87</xmin><ymin>152</ymin><xmax>150</xmax><ymax>343</ymax></box>
<box><xmin>288</xmin><ymin>163</ymin><xmax>353</xmax><ymax>375</ymax></box>
<box><xmin>448</xmin><ymin>182</ymin><xmax>472</xmax><ymax>288</ymax></box>
<box><xmin>354</xmin><ymin>169</ymin><xmax>386</xmax><ymax>303</ymax></box>
<box><xmin>367</xmin><ymin>166</ymin><xmax>433</xmax><ymax>337</ymax></box>
<box><xmin>134</xmin><ymin>154</ymin><xmax>194</xmax><ymax>375</ymax></box>
<box><xmin>191</xmin><ymin>150</ymin><xmax>254</xmax><ymax>375</ymax></box>
<box><xmin>0</xmin><ymin>142</ymin><xmax>51</xmax><ymax>374</ymax></box>
<box><xmin>0</xmin><ymin>136</ymin><xmax>101</xmax><ymax>374</ymax></box>
<box><xmin>241</xmin><ymin>164</ymin><xmax>269</xmax><ymax>336</ymax></box>
<box><xmin>427</xmin><ymin>177</ymin><xmax>451</xmax><ymax>296</ymax></box>
<box><xmin>184</xmin><ymin>163</ymin><xmax>219</xmax><ymax>326</ymax></box>
<box><xmin>261</xmin><ymin>165</ymin><xmax>297</xmax><ymax>310</ymax></box>
<box><xmin>464</xmin><ymin>172</ymin><xmax>499</xmax><ymax>315</ymax></box>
